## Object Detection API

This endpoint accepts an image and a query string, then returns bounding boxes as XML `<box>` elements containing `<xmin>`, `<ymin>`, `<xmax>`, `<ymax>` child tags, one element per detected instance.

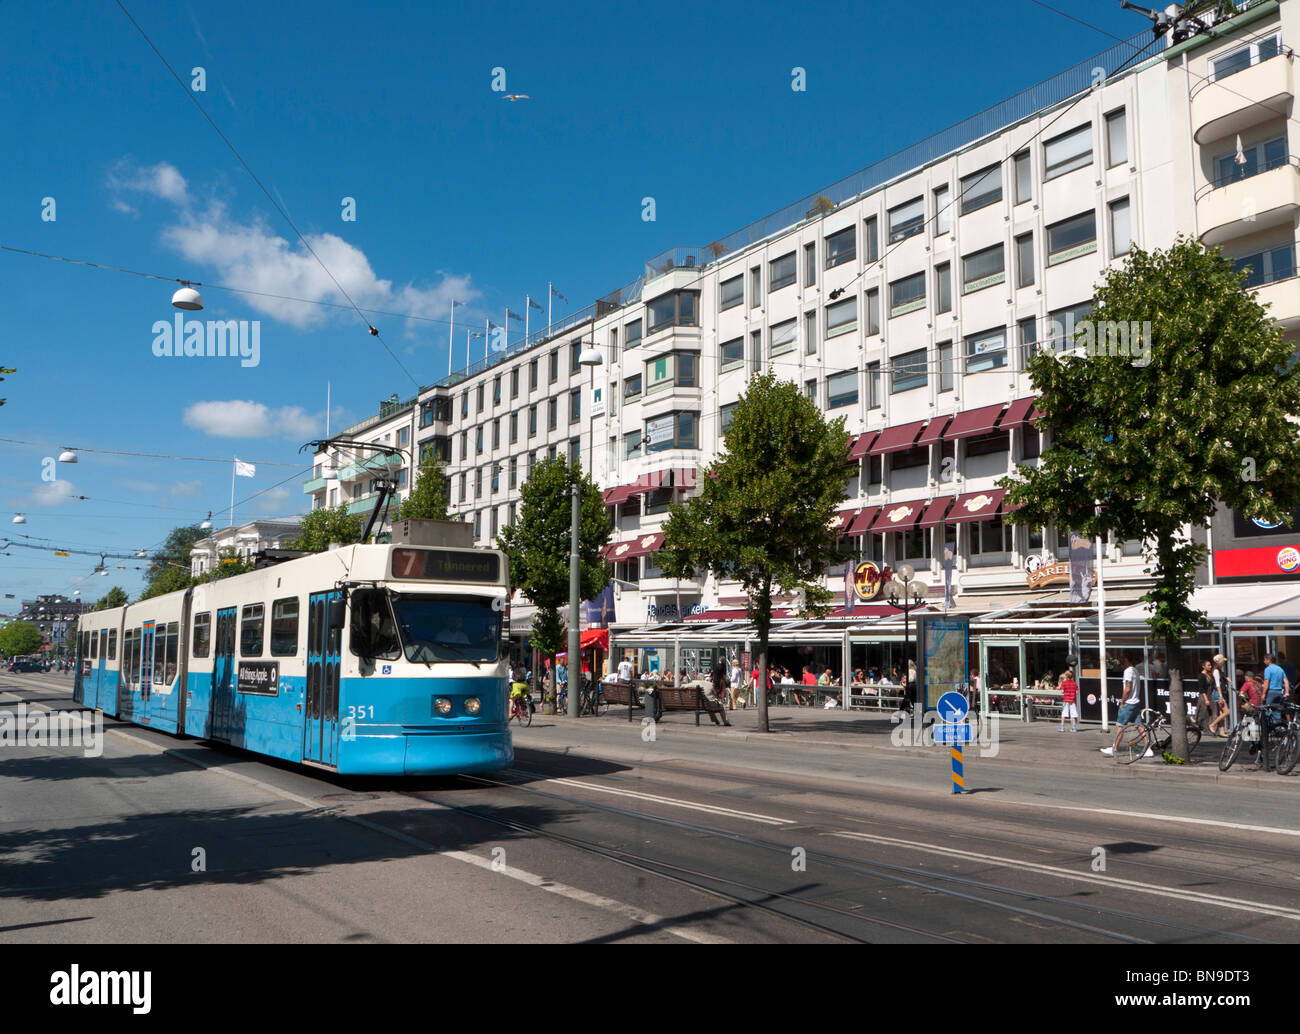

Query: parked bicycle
<box><xmin>1273</xmin><ymin>701</ymin><xmax>1300</xmax><ymax>775</ymax></box>
<box><xmin>1220</xmin><ymin>701</ymin><xmax>1292</xmax><ymax>772</ymax></box>
<box><xmin>1147</xmin><ymin>708</ymin><xmax>1202</xmax><ymax>755</ymax></box>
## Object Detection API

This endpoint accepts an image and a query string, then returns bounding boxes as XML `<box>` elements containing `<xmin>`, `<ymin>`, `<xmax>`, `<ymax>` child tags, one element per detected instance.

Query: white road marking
<box><xmin>5</xmin><ymin>687</ymin><xmax>730</xmax><ymax>943</ymax></box>
<box><xmin>828</xmin><ymin>830</ymin><xmax>1300</xmax><ymax>923</ymax></box>
<box><xmin>990</xmin><ymin>798</ymin><xmax>1300</xmax><ymax>838</ymax></box>
<box><xmin>503</xmin><ymin>772</ymin><xmax>795</xmax><ymax>826</ymax></box>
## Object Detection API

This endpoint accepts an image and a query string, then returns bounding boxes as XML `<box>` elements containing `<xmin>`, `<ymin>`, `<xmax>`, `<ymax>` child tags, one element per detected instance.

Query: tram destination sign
<box><xmin>237</xmin><ymin>661</ymin><xmax>279</xmax><ymax>696</ymax></box>
<box><xmin>391</xmin><ymin>547</ymin><xmax>500</xmax><ymax>583</ymax></box>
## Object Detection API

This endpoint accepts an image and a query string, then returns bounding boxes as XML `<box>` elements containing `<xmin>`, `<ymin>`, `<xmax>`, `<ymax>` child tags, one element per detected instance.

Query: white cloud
<box><xmin>183</xmin><ymin>399</ymin><xmax>323</xmax><ymax>439</ymax></box>
<box><xmin>169</xmin><ymin>479</ymin><xmax>203</xmax><ymax>498</ymax></box>
<box><xmin>17</xmin><ymin>480</ymin><xmax>80</xmax><ymax>507</ymax></box>
<box><xmin>108</xmin><ymin>159</ymin><xmax>190</xmax><ymax>204</ymax></box>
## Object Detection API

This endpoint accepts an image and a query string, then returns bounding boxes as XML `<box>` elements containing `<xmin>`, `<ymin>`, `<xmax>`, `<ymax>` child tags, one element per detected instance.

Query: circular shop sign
<box><xmin>1277</xmin><ymin>546</ymin><xmax>1300</xmax><ymax>572</ymax></box>
<box><xmin>853</xmin><ymin>560</ymin><xmax>885</xmax><ymax>601</ymax></box>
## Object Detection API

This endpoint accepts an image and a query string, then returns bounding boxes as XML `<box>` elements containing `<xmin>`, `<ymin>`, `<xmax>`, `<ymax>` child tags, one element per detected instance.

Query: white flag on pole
<box><xmin>234</xmin><ymin>458</ymin><xmax>256</xmax><ymax>478</ymax></box>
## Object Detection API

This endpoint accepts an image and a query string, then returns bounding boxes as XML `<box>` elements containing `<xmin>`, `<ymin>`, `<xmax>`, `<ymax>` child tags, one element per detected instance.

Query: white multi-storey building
<box><xmin>309</xmin><ymin>2</ymin><xmax>1299</xmax><ymax>647</ymax></box>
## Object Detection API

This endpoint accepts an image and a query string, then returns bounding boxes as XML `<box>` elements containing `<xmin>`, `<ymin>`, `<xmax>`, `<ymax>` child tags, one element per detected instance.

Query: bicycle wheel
<box><xmin>1275</xmin><ymin>727</ymin><xmax>1300</xmax><ymax>775</ymax></box>
<box><xmin>1186</xmin><ymin>723</ymin><xmax>1202</xmax><ymax>754</ymax></box>
<box><xmin>1150</xmin><ymin>722</ymin><xmax>1172</xmax><ymax>754</ymax></box>
<box><xmin>1119</xmin><ymin>723</ymin><xmax>1152</xmax><ymax>764</ymax></box>
<box><xmin>1219</xmin><ymin>726</ymin><xmax>1244</xmax><ymax>772</ymax></box>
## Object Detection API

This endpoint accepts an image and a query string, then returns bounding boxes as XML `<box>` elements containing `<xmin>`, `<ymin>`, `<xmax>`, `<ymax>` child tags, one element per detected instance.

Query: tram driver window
<box><xmin>193</xmin><ymin>613</ymin><xmax>211</xmax><ymax>658</ymax></box>
<box><xmin>350</xmin><ymin>588</ymin><xmax>401</xmax><ymax>660</ymax></box>
<box><xmin>240</xmin><ymin>603</ymin><xmax>264</xmax><ymax>657</ymax></box>
<box><xmin>271</xmin><ymin>597</ymin><xmax>300</xmax><ymax>656</ymax></box>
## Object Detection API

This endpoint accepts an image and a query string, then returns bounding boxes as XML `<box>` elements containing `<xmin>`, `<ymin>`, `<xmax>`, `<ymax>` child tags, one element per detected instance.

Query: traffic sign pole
<box><xmin>951</xmin><ymin>743</ymin><xmax>964</xmax><ymax>794</ymax></box>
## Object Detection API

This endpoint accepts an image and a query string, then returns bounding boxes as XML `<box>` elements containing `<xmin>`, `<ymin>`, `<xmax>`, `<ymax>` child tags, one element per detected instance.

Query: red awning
<box><xmin>872</xmin><ymin>420</ymin><xmax>928</xmax><ymax>454</ymax></box>
<box><xmin>849</xmin><ymin>432</ymin><xmax>876</xmax><ymax>460</ymax></box>
<box><xmin>605</xmin><ymin>533</ymin><xmax>665</xmax><ymax>560</ymax></box>
<box><xmin>847</xmin><ymin>506</ymin><xmax>880</xmax><ymax>535</ymax></box>
<box><xmin>915</xmin><ymin>417</ymin><xmax>949</xmax><ymax>448</ymax></box>
<box><xmin>870</xmin><ymin>499</ymin><xmax>924</xmax><ymax>531</ymax></box>
<box><xmin>673</xmin><ymin>467</ymin><xmax>697</xmax><ymax>489</ymax></box>
<box><xmin>944</xmin><ymin>403</ymin><xmax>1007</xmax><ymax>441</ymax></box>
<box><xmin>917</xmin><ymin>496</ymin><xmax>955</xmax><ymax>528</ymax></box>
<box><xmin>999</xmin><ymin>397</ymin><xmax>1036</xmax><ymax>429</ymax></box>
<box><xmin>947</xmin><ymin>488</ymin><xmax>1006</xmax><ymax>523</ymax></box>
<box><xmin>603</xmin><ymin>484</ymin><xmax>635</xmax><ymax>506</ymax></box>
<box><xmin>833</xmin><ymin>507</ymin><xmax>858</xmax><ymax>533</ymax></box>
<box><xmin>580</xmin><ymin>628</ymin><xmax>609</xmax><ymax>651</ymax></box>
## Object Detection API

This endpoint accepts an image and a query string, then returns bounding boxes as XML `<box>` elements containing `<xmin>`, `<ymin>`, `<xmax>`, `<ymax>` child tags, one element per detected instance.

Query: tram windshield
<box><xmin>390</xmin><ymin>594</ymin><xmax>502</xmax><ymax>664</ymax></box>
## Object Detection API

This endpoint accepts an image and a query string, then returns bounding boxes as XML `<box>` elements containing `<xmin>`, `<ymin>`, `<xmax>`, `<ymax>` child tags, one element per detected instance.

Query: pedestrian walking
<box><xmin>1261</xmin><ymin>653</ymin><xmax>1290</xmax><ymax>707</ymax></box>
<box><xmin>1209</xmin><ymin>653</ymin><xmax>1231</xmax><ymax>736</ymax></box>
<box><xmin>1100</xmin><ymin>654</ymin><xmax>1147</xmax><ymax>757</ymax></box>
<box><xmin>1058</xmin><ymin>668</ymin><xmax>1079</xmax><ymax>732</ymax></box>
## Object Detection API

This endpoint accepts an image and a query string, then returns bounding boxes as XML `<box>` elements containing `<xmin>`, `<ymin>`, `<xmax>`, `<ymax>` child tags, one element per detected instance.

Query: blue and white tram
<box><xmin>74</xmin><ymin>542</ymin><xmax>513</xmax><ymax>775</ymax></box>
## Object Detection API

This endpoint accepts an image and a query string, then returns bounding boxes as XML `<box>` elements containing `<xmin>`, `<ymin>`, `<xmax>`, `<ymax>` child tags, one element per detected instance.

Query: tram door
<box><xmin>211</xmin><ymin>608</ymin><xmax>237</xmax><ymax>740</ymax></box>
<box><xmin>89</xmin><ymin>630</ymin><xmax>109</xmax><ymax>710</ymax></box>
<box><xmin>138</xmin><ymin>622</ymin><xmax>156</xmax><ymax>724</ymax></box>
<box><xmin>304</xmin><ymin>590</ymin><xmax>341</xmax><ymax>767</ymax></box>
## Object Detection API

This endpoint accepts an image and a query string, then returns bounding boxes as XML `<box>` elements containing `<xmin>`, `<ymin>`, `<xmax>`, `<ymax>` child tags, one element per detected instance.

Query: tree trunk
<box><xmin>755</xmin><ymin>576</ymin><xmax>771</xmax><ymax>734</ymax></box>
<box><xmin>1166</xmin><ymin>633</ymin><xmax>1189</xmax><ymax>761</ymax></box>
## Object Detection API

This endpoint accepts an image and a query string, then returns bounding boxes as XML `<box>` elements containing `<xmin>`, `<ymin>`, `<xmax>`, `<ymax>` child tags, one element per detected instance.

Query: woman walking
<box><xmin>1209</xmin><ymin>653</ymin><xmax>1231</xmax><ymax>736</ymax></box>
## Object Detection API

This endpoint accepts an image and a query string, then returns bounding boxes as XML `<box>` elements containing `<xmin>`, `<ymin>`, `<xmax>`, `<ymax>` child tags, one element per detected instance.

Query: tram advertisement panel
<box><xmin>916</xmin><ymin>614</ymin><xmax>970</xmax><ymax>712</ymax></box>
<box><xmin>237</xmin><ymin>661</ymin><xmax>279</xmax><ymax>696</ymax></box>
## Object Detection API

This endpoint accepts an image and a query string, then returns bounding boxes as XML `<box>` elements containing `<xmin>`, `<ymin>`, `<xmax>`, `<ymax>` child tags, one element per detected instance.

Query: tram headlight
<box><xmin>434</xmin><ymin>697</ymin><xmax>452</xmax><ymax>715</ymax></box>
<box><xmin>465</xmin><ymin>696</ymin><xmax>481</xmax><ymax>715</ymax></box>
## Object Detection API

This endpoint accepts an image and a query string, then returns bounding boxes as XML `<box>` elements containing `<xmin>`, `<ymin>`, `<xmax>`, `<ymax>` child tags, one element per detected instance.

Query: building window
<box><xmin>826</xmin><ymin>225</ymin><xmax>856</xmax><ymax>268</ymax></box>
<box><xmin>1016</xmin><ymin>233</ymin><xmax>1035</xmax><ymax>287</ymax></box>
<box><xmin>489</xmin><ymin>419</ymin><xmax>499</xmax><ymax>449</ymax></box>
<box><xmin>1214</xmin><ymin>136</ymin><xmax>1286</xmax><ymax>188</ymax></box>
<box><xmin>508</xmin><ymin>457</ymin><xmax>517</xmax><ymax>489</ymax></box>
<box><xmin>721</xmin><ymin>402</ymin><xmax>738</xmax><ymax>433</ymax></box>
<box><xmin>827</xmin><ymin>370</ymin><xmax>858</xmax><ymax>409</ymax></box>
<box><xmin>509</xmin><ymin>413</ymin><xmax>518</xmax><ymax>444</ymax></box>
<box><xmin>461</xmin><ymin>392</ymin><xmax>469</xmax><ymax>418</ymax></box>
<box><xmin>864</xmin><ymin>217</ymin><xmax>879</xmax><ymax>263</ymax></box>
<box><xmin>646</xmin><ymin>351</ymin><xmax>697</xmax><ymax>392</ymax></box>
<box><xmin>511</xmin><ymin>367</ymin><xmax>520</xmax><ymax>399</ymax></box>
<box><xmin>625</xmin><ymin>373</ymin><xmax>643</xmax><ymax>401</ymax></box>
<box><xmin>475</xmin><ymin>425</ymin><xmax>484</xmax><ymax>454</ymax></box>
<box><xmin>891</xmin><ymin>348</ymin><xmax>927</xmax><ymax>393</ymax></box>
<box><xmin>625</xmin><ymin>318</ymin><xmax>643</xmax><ymax>350</ymax></box>
<box><xmin>1105</xmin><ymin>108</ymin><xmax>1127</xmax><ymax>168</ymax></box>
<box><xmin>892</xmin><ymin>444</ymin><xmax>928</xmax><ymax>471</ymax></box>
<box><xmin>893</xmin><ymin>527</ymin><xmax>932</xmax><ymax>563</ymax></box>
<box><xmin>769</xmin><ymin>252</ymin><xmax>796</xmax><ymax>292</ymax></box>
<box><xmin>1047</xmin><ymin>302</ymin><xmax>1094</xmax><ymax>351</ymax></box>
<box><xmin>528</xmin><ymin>405</ymin><xmax>537</xmax><ymax>437</ymax></box>
<box><xmin>1047</xmin><ymin>210</ymin><xmax>1097</xmax><ymax>265</ymax></box>
<box><xmin>970</xmin><ymin>516</ymin><xmax>1013</xmax><ymax>564</ymax></box>
<box><xmin>548</xmin><ymin>398</ymin><xmax>558</xmax><ymax>431</ymax></box>
<box><xmin>474</xmin><ymin>468</ymin><xmax>482</xmax><ymax>499</ymax></box>
<box><xmin>624</xmin><ymin>430</ymin><xmax>642</xmax><ymax>459</ymax></box>
<box><xmin>803</xmin><ymin>378</ymin><xmax>817</xmax><ymax>406</ymax></box>
<box><xmin>960</xmin><ymin>165</ymin><xmax>1001</xmax><ymax>214</ymax></box>
<box><xmin>549</xmin><ymin>349</ymin><xmax>559</xmax><ymax>383</ymax></box>
<box><xmin>1014</xmin><ymin>150</ymin><xmax>1032</xmax><ymax>204</ymax></box>
<box><xmin>935</xmin><ymin>263</ymin><xmax>952</xmax><ymax>314</ymax></box>
<box><xmin>966</xmin><ymin>327</ymin><xmax>1007</xmax><ymax>373</ymax></box>
<box><xmin>865</xmin><ymin>289</ymin><xmax>880</xmax><ymax>335</ymax></box>
<box><xmin>1043</xmin><ymin>123</ymin><xmax>1092</xmax><ymax>180</ymax></box>
<box><xmin>1232</xmin><ymin>245</ymin><xmax>1297</xmax><ymax>288</ymax></box>
<box><xmin>491</xmin><ymin>464</ymin><xmax>500</xmax><ymax>492</ymax></box>
<box><xmin>938</xmin><ymin>342</ymin><xmax>954</xmax><ymax>392</ymax></box>
<box><xmin>720</xmin><ymin>274</ymin><xmax>744</xmax><ymax>310</ymax></box>
<box><xmin>804</xmin><ymin>243</ymin><xmax>816</xmax><ymax>287</ymax></box>
<box><xmin>866</xmin><ymin>362</ymin><xmax>881</xmax><ymax>408</ymax></box>
<box><xmin>476</xmin><ymin>384</ymin><xmax>484</xmax><ymax>413</ymax></box>
<box><xmin>1018</xmin><ymin>317</ymin><xmax>1039</xmax><ymax>369</ymax></box>
<box><xmin>888</xmin><ymin>197</ymin><xmax>924</xmax><ymax>243</ymax></box>
<box><xmin>804</xmin><ymin>311</ymin><xmax>817</xmax><ymax>356</ymax></box>
<box><xmin>720</xmin><ymin>336</ymin><xmax>744</xmax><ymax>370</ymax></box>
<box><xmin>645</xmin><ymin>411</ymin><xmax>696</xmax><ymax>452</ymax></box>
<box><xmin>529</xmin><ymin>359</ymin><xmax>538</xmax><ymax>390</ymax></box>
<box><xmin>569</xmin><ymin>389</ymin><xmax>581</xmax><ymax>423</ymax></box>
<box><xmin>493</xmin><ymin>376</ymin><xmax>501</xmax><ymax>405</ymax></box>
<box><xmin>889</xmin><ymin>272</ymin><xmax>926</xmax><ymax>316</ymax></box>
<box><xmin>750</xmin><ymin>330</ymin><xmax>761</xmax><ymax>373</ymax></box>
<box><xmin>474</xmin><ymin>511</ymin><xmax>481</xmax><ymax>538</ymax></box>
<box><xmin>490</xmin><ymin>507</ymin><xmax>499</xmax><ymax>540</ymax></box>
<box><xmin>771</xmin><ymin>318</ymin><xmax>797</xmax><ymax>356</ymax></box>
<box><xmin>750</xmin><ymin>266</ymin><xmax>762</xmax><ymax>307</ymax></box>
<box><xmin>647</xmin><ymin>290</ymin><xmax>699</xmax><ymax>332</ymax></box>
<box><xmin>1109</xmin><ymin>197</ymin><xmax>1131</xmax><ymax>257</ymax></box>
<box><xmin>1210</xmin><ymin>34</ymin><xmax>1280</xmax><ymax>82</ymax></box>
<box><xmin>568</xmin><ymin>439</ymin><xmax>579</xmax><ymax>466</ymax></box>
<box><xmin>609</xmin><ymin>327</ymin><xmax>619</xmax><ymax>362</ymax></box>
<box><xmin>962</xmin><ymin>244</ymin><xmax>1005</xmax><ymax>294</ymax></box>
<box><xmin>826</xmin><ymin>296</ymin><xmax>858</xmax><ymax>338</ymax></box>
<box><xmin>934</xmin><ymin>184</ymin><xmax>951</xmax><ymax>235</ymax></box>
<box><xmin>458</xmin><ymin>472</ymin><xmax>466</xmax><ymax>500</ymax></box>
<box><xmin>459</xmin><ymin>431</ymin><xmax>467</xmax><ymax>461</ymax></box>
<box><xmin>508</xmin><ymin>502</ymin><xmax>516</xmax><ymax>526</ymax></box>
<box><xmin>570</xmin><ymin>341</ymin><xmax>581</xmax><ymax>373</ymax></box>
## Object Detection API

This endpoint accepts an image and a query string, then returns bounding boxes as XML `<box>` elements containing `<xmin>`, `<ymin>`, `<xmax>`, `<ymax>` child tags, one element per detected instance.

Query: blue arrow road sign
<box><xmin>937</xmin><ymin>691</ymin><xmax>969</xmax><ymax>724</ymax></box>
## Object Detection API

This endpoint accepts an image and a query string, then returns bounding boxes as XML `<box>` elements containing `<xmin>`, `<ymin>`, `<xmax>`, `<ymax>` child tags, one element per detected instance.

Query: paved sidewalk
<box><xmin>551</xmin><ymin>700</ymin><xmax>1293</xmax><ymax>785</ymax></box>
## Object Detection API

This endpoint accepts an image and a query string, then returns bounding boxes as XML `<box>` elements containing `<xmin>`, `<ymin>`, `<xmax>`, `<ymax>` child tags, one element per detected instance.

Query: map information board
<box><xmin>916</xmin><ymin>614</ymin><xmax>970</xmax><ymax>712</ymax></box>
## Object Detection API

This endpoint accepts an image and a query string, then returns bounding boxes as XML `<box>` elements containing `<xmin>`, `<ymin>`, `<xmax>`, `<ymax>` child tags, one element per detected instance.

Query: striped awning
<box><xmin>947</xmin><ymin>488</ymin><xmax>1007</xmax><ymax>523</ymax></box>
<box><xmin>917</xmin><ymin>496</ymin><xmax>955</xmax><ymax>528</ymax></box>
<box><xmin>870</xmin><ymin>499</ymin><xmax>924</xmax><ymax>531</ymax></box>
<box><xmin>944</xmin><ymin>403</ymin><xmax>1007</xmax><ymax>441</ymax></box>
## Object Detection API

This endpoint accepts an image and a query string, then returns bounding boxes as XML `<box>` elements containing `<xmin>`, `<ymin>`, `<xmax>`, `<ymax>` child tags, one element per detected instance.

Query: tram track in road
<box><xmin>416</xmin><ymin>774</ymin><xmax>1257</xmax><ymax>944</ymax></box>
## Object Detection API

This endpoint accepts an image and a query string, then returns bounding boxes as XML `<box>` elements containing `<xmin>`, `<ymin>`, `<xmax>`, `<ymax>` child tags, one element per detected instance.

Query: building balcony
<box><xmin>1196</xmin><ymin>157</ymin><xmax>1300</xmax><ymax>246</ymax></box>
<box><xmin>302</xmin><ymin>476</ymin><xmax>327</xmax><ymax>494</ymax></box>
<box><xmin>1191</xmin><ymin>54</ymin><xmax>1293</xmax><ymax>145</ymax></box>
<box><xmin>1253</xmin><ymin>267</ymin><xmax>1300</xmax><ymax>329</ymax></box>
<box><xmin>336</xmin><ymin>451</ymin><xmax>405</xmax><ymax>482</ymax></box>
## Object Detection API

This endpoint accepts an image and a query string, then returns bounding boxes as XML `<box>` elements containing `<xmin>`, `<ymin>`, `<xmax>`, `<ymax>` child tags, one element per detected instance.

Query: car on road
<box><xmin>7</xmin><ymin>656</ymin><xmax>44</xmax><ymax>673</ymax></box>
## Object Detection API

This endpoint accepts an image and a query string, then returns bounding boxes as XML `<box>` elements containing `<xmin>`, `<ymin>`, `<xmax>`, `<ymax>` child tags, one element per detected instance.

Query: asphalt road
<box><xmin>2</xmin><ymin>671</ymin><xmax>1297</xmax><ymax>944</ymax></box>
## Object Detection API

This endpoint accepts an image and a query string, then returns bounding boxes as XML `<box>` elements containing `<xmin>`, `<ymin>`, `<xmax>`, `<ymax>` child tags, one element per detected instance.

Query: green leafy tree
<box><xmin>498</xmin><ymin>456</ymin><xmax>611</xmax><ymax>711</ymax></box>
<box><xmin>1001</xmin><ymin>237</ymin><xmax>1300</xmax><ymax>759</ymax></box>
<box><xmin>0</xmin><ymin>364</ymin><xmax>14</xmax><ymax>407</ymax></box>
<box><xmin>141</xmin><ymin>525</ymin><xmax>206</xmax><ymax>600</ymax></box>
<box><xmin>661</xmin><ymin>372</ymin><xmax>853</xmax><ymax>732</ymax></box>
<box><xmin>291</xmin><ymin>504</ymin><xmax>364</xmax><ymax>552</ymax></box>
<box><xmin>397</xmin><ymin>456</ymin><xmax>450</xmax><ymax>521</ymax></box>
<box><xmin>197</xmin><ymin>549</ymin><xmax>255</xmax><ymax>582</ymax></box>
<box><xmin>93</xmin><ymin>587</ymin><xmax>129</xmax><ymax>611</ymax></box>
<box><xmin>0</xmin><ymin>620</ymin><xmax>44</xmax><ymax>656</ymax></box>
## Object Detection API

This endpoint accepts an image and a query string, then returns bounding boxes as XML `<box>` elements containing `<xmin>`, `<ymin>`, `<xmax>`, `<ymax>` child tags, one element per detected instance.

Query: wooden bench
<box><xmin>602</xmin><ymin>680</ymin><xmax>644</xmax><ymax>720</ymax></box>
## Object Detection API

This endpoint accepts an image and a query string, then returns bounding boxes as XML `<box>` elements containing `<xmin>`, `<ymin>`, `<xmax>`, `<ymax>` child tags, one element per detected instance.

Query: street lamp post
<box><xmin>887</xmin><ymin>563</ymin><xmax>926</xmax><ymax>710</ymax></box>
<box><xmin>567</xmin><ymin>341</ymin><xmax>604</xmax><ymax>718</ymax></box>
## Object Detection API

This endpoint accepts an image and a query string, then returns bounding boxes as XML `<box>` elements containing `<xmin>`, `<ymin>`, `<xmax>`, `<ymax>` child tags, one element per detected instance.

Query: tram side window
<box><xmin>349</xmin><ymin>588</ymin><xmax>401</xmax><ymax>660</ymax></box>
<box><xmin>193</xmin><ymin>612</ymin><xmax>211</xmax><ymax>658</ymax></box>
<box><xmin>122</xmin><ymin>629</ymin><xmax>136</xmax><ymax>688</ymax></box>
<box><xmin>240</xmin><ymin>603</ymin><xmax>265</xmax><ymax>657</ymax></box>
<box><xmin>108</xmin><ymin>630</ymin><xmax>117</xmax><ymax>660</ymax></box>
<box><xmin>154</xmin><ymin>632</ymin><xmax>166</xmax><ymax>685</ymax></box>
<box><xmin>90</xmin><ymin>632</ymin><xmax>98</xmax><ymax>659</ymax></box>
<box><xmin>271</xmin><ymin>597</ymin><xmax>299</xmax><ymax>656</ymax></box>
<box><xmin>165</xmin><ymin>622</ymin><xmax>179</xmax><ymax>684</ymax></box>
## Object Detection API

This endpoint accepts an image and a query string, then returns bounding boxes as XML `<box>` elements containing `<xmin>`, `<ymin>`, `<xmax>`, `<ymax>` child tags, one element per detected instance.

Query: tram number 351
<box><xmin>345</xmin><ymin>705</ymin><xmax>375</xmax><ymax>719</ymax></box>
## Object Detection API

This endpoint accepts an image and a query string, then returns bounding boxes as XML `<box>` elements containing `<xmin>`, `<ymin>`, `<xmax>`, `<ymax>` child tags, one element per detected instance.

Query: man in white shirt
<box><xmin>617</xmin><ymin>656</ymin><xmax>634</xmax><ymax>683</ymax></box>
<box><xmin>729</xmin><ymin>659</ymin><xmax>744</xmax><ymax>708</ymax></box>
<box><xmin>1100</xmin><ymin>654</ymin><xmax>1149</xmax><ymax>757</ymax></box>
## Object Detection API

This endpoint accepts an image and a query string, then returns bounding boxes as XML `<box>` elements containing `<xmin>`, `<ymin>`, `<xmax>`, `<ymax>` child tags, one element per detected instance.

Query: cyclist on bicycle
<box><xmin>510</xmin><ymin>677</ymin><xmax>533</xmax><ymax>716</ymax></box>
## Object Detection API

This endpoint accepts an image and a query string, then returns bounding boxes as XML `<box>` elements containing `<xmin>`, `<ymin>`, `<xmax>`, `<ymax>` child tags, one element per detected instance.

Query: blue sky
<box><xmin>0</xmin><ymin>0</ymin><xmax>1144</xmax><ymax>604</ymax></box>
